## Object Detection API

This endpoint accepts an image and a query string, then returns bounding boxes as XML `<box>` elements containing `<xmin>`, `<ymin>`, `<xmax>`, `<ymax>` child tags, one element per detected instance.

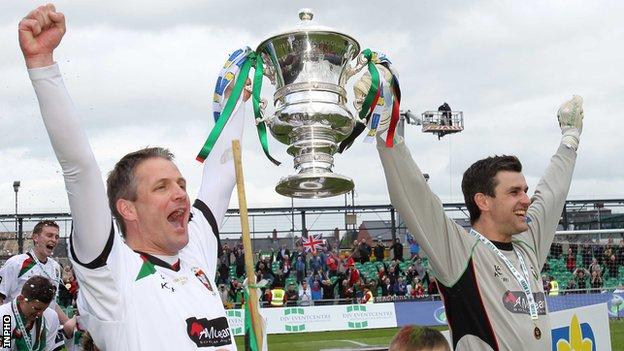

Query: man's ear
<box><xmin>116</xmin><ymin>199</ymin><xmax>137</xmax><ymax>222</ymax></box>
<box><xmin>474</xmin><ymin>193</ymin><xmax>490</xmax><ymax>213</ymax></box>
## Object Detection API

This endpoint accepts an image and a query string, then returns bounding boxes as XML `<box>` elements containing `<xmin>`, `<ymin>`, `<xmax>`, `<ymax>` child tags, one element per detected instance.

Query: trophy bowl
<box><xmin>256</xmin><ymin>9</ymin><xmax>363</xmax><ymax>198</ymax></box>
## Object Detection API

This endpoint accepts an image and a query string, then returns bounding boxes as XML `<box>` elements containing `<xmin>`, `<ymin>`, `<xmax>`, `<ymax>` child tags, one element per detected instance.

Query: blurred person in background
<box><xmin>389</xmin><ymin>326</ymin><xmax>450</xmax><ymax>351</ymax></box>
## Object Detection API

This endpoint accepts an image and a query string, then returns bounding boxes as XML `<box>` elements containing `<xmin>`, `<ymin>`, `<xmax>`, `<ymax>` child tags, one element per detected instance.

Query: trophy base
<box><xmin>275</xmin><ymin>172</ymin><xmax>354</xmax><ymax>199</ymax></box>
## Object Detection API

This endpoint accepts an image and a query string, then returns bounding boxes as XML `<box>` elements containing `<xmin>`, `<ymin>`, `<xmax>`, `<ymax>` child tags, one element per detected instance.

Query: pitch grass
<box><xmin>235</xmin><ymin>321</ymin><xmax>624</xmax><ymax>351</ymax></box>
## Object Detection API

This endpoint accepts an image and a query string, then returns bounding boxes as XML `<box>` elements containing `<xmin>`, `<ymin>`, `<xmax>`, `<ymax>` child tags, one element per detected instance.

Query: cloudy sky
<box><xmin>1</xmin><ymin>0</ymin><xmax>623</xmax><ymax>219</ymax></box>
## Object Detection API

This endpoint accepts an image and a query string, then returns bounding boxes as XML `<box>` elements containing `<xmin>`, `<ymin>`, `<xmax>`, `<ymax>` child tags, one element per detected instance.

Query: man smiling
<box><xmin>0</xmin><ymin>221</ymin><xmax>61</xmax><ymax>306</ymax></box>
<box><xmin>0</xmin><ymin>221</ymin><xmax>72</xmax><ymax>340</ymax></box>
<box><xmin>357</xmin><ymin>64</ymin><xmax>583</xmax><ymax>350</ymax></box>
<box><xmin>20</xmin><ymin>4</ymin><xmax>245</xmax><ymax>350</ymax></box>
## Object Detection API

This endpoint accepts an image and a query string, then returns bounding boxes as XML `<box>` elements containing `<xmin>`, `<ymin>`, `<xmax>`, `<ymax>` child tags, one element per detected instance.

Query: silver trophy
<box><xmin>256</xmin><ymin>9</ymin><xmax>368</xmax><ymax>199</ymax></box>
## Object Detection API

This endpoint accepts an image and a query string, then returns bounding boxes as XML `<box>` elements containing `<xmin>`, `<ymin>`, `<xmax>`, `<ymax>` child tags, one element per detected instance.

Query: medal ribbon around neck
<box><xmin>28</xmin><ymin>250</ymin><xmax>59</xmax><ymax>287</ymax></box>
<box><xmin>196</xmin><ymin>47</ymin><xmax>280</xmax><ymax>165</ymax></box>
<box><xmin>12</xmin><ymin>299</ymin><xmax>45</xmax><ymax>351</ymax></box>
<box><xmin>469</xmin><ymin>229</ymin><xmax>539</xmax><ymax>320</ymax></box>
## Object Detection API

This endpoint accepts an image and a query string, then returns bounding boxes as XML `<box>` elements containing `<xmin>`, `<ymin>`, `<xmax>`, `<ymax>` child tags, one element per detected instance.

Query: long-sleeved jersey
<box><xmin>29</xmin><ymin>64</ymin><xmax>243</xmax><ymax>350</ymax></box>
<box><xmin>378</xmin><ymin>137</ymin><xmax>576</xmax><ymax>350</ymax></box>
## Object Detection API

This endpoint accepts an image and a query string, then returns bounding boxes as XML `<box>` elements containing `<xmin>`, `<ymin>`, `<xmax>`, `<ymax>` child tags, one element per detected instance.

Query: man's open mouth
<box><xmin>167</xmin><ymin>208</ymin><xmax>186</xmax><ymax>229</ymax></box>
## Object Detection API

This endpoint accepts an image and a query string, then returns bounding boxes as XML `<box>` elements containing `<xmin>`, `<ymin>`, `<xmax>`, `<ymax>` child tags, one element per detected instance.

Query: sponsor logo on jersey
<box><xmin>185</xmin><ymin>316</ymin><xmax>231</xmax><ymax>347</ymax></box>
<box><xmin>493</xmin><ymin>264</ymin><xmax>509</xmax><ymax>282</ymax></box>
<box><xmin>157</xmin><ymin>274</ymin><xmax>176</xmax><ymax>293</ymax></box>
<box><xmin>502</xmin><ymin>290</ymin><xmax>547</xmax><ymax>315</ymax></box>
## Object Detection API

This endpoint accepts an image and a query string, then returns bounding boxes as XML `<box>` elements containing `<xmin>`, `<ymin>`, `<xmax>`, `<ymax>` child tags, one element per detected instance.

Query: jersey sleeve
<box><xmin>0</xmin><ymin>257</ymin><xmax>18</xmax><ymax>300</ymax></box>
<box><xmin>28</xmin><ymin>64</ymin><xmax>113</xmax><ymax>267</ymax></box>
<box><xmin>184</xmin><ymin>100</ymin><xmax>246</xmax><ymax>277</ymax></box>
<box><xmin>376</xmin><ymin>137</ymin><xmax>475</xmax><ymax>286</ymax></box>
<box><xmin>522</xmin><ymin>143</ymin><xmax>577</xmax><ymax>267</ymax></box>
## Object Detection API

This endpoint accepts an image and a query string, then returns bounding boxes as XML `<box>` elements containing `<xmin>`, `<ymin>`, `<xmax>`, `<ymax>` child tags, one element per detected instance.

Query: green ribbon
<box><xmin>337</xmin><ymin>48</ymin><xmax>381</xmax><ymax>153</ymax></box>
<box><xmin>15</xmin><ymin>327</ymin><xmax>45</xmax><ymax>351</ymax></box>
<box><xmin>196</xmin><ymin>52</ymin><xmax>280</xmax><ymax>166</ymax></box>
<box><xmin>251</xmin><ymin>53</ymin><xmax>281</xmax><ymax>166</ymax></box>
<box><xmin>12</xmin><ymin>298</ymin><xmax>46</xmax><ymax>351</ymax></box>
<box><xmin>359</xmin><ymin>49</ymin><xmax>381</xmax><ymax>122</ymax></box>
<box><xmin>243</xmin><ymin>288</ymin><xmax>261</xmax><ymax>351</ymax></box>
<box><xmin>196</xmin><ymin>58</ymin><xmax>253</xmax><ymax>162</ymax></box>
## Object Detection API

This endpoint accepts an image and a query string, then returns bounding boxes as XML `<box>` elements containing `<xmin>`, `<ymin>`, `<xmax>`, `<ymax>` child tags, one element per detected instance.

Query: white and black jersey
<box><xmin>29</xmin><ymin>63</ymin><xmax>243</xmax><ymax>350</ymax></box>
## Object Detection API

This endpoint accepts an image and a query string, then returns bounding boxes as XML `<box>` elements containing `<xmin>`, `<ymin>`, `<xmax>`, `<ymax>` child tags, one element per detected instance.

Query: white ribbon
<box><xmin>28</xmin><ymin>250</ymin><xmax>59</xmax><ymax>288</ymax></box>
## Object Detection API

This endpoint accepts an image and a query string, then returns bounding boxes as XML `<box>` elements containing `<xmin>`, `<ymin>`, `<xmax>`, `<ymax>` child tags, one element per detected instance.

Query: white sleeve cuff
<box><xmin>28</xmin><ymin>62</ymin><xmax>61</xmax><ymax>81</ymax></box>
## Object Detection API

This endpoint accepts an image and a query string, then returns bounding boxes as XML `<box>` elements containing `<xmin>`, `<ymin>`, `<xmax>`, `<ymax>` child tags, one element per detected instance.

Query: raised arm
<box><xmin>525</xmin><ymin>96</ymin><xmax>582</xmax><ymax>267</ymax></box>
<box><xmin>194</xmin><ymin>95</ymin><xmax>247</xmax><ymax>226</ymax></box>
<box><xmin>351</xmin><ymin>64</ymin><xmax>474</xmax><ymax>286</ymax></box>
<box><xmin>20</xmin><ymin>5</ymin><xmax>112</xmax><ymax>264</ymax></box>
<box><xmin>376</xmin><ymin>138</ymin><xmax>474</xmax><ymax>286</ymax></box>
<box><xmin>185</xmin><ymin>74</ymin><xmax>251</xmax><ymax>275</ymax></box>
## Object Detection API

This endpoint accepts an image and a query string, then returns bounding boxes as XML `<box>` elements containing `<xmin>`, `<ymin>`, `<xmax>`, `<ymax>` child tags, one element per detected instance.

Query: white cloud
<box><xmin>1</xmin><ymin>0</ymin><xmax>623</xmax><ymax>217</ymax></box>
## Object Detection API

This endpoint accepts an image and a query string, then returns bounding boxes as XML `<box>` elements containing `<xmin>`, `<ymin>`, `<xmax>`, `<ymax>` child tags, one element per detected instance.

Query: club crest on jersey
<box><xmin>185</xmin><ymin>316</ymin><xmax>231</xmax><ymax>347</ymax></box>
<box><xmin>192</xmin><ymin>267</ymin><xmax>215</xmax><ymax>293</ymax></box>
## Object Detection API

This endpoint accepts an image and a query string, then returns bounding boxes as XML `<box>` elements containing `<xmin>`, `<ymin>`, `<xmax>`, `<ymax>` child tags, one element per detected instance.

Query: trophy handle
<box><xmin>255</xmin><ymin>97</ymin><xmax>270</xmax><ymax>125</ymax></box>
<box><xmin>344</xmin><ymin>52</ymin><xmax>369</xmax><ymax>81</ymax></box>
<box><xmin>261</xmin><ymin>52</ymin><xmax>277</xmax><ymax>85</ymax></box>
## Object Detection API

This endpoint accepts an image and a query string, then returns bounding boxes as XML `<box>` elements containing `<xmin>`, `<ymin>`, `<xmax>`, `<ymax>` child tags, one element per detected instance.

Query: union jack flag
<box><xmin>302</xmin><ymin>233</ymin><xmax>325</xmax><ymax>253</ymax></box>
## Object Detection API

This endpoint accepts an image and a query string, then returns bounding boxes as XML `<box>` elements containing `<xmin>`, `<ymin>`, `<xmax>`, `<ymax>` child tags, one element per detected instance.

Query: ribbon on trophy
<box><xmin>338</xmin><ymin>49</ymin><xmax>402</xmax><ymax>153</ymax></box>
<box><xmin>196</xmin><ymin>47</ymin><xmax>280</xmax><ymax>165</ymax></box>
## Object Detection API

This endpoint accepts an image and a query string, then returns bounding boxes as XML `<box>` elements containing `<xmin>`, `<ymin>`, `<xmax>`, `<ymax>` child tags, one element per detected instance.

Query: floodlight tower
<box><xmin>13</xmin><ymin>181</ymin><xmax>20</xmax><ymax>236</ymax></box>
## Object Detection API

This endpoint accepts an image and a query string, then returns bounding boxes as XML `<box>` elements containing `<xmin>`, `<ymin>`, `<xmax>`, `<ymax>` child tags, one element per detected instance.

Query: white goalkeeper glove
<box><xmin>557</xmin><ymin>95</ymin><xmax>584</xmax><ymax>151</ymax></box>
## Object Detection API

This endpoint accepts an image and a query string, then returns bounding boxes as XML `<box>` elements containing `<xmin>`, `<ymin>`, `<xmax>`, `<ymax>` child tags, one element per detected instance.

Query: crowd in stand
<box><xmin>214</xmin><ymin>237</ymin><xmax>443</xmax><ymax>308</ymax></box>
<box><xmin>213</xmin><ymin>235</ymin><xmax>624</xmax><ymax>308</ymax></box>
<box><xmin>541</xmin><ymin>238</ymin><xmax>624</xmax><ymax>294</ymax></box>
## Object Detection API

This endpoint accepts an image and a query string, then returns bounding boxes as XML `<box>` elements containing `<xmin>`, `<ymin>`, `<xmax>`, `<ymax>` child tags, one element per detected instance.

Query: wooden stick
<box><xmin>232</xmin><ymin>139</ymin><xmax>264</xmax><ymax>349</ymax></box>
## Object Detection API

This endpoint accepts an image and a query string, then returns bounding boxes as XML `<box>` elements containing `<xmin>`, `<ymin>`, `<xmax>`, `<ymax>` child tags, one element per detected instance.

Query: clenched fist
<box><xmin>19</xmin><ymin>4</ymin><xmax>66</xmax><ymax>68</ymax></box>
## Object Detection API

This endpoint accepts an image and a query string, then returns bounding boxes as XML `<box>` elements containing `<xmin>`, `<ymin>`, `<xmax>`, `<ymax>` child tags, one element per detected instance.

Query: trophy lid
<box><xmin>256</xmin><ymin>8</ymin><xmax>360</xmax><ymax>57</ymax></box>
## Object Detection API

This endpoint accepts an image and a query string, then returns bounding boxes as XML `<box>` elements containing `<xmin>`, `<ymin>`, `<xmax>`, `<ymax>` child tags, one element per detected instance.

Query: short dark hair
<box><xmin>33</xmin><ymin>220</ymin><xmax>59</xmax><ymax>235</ymax></box>
<box><xmin>21</xmin><ymin>276</ymin><xmax>56</xmax><ymax>304</ymax></box>
<box><xmin>461</xmin><ymin>155</ymin><xmax>522</xmax><ymax>224</ymax></box>
<box><xmin>106</xmin><ymin>147</ymin><xmax>174</xmax><ymax>235</ymax></box>
<box><xmin>389</xmin><ymin>326</ymin><xmax>450</xmax><ymax>351</ymax></box>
